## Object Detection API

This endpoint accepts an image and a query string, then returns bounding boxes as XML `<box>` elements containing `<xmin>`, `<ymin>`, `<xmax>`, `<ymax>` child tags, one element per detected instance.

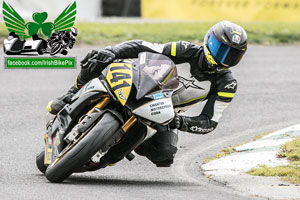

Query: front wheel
<box><xmin>45</xmin><ymin>112</ymin><xmax>121</xmax><ymax>183</ymax></box>
<box><xmin>36</xmin><ymin>150</ymin><xmax>47</xmax><ymax>174</ymax></box>
<box><xmin>50</xmin><ymin>42</ymin><xmax>63</xmax><ymax>56</ymax></box>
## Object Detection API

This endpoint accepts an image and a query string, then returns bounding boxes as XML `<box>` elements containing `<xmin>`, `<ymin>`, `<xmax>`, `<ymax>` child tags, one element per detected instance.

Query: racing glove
<box><xmin>80</xmin><ymin>50</ymin><xmax>99</xmax><ymax>67</ymax></box>
<box><xmin>95</xmin><ymin>48</ymin><xmax>116</xmax><ymax>64</ymax></box>
<box><xmin>81</xmin><ymin>49</ymin><xmax>116</xmax><ymax>72</ymax></box>
<box><xmin>169</xmin><ymin>114</ymin><xmax>183</xmax><ymax>129</ymax></box>
<box><xmin>169</xmin><ymin>114</ymin><xmax>217</xmax><ymax>134</ymax></box>
<box><xmin>78</xmin><ymin>49</ymin><xmax>115</xmax><ymax>86</ymax></box>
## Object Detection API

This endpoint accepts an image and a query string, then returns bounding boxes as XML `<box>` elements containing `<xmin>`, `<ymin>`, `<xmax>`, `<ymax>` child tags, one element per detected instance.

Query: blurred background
<box><xmin>1</xmin><ymin>0</ymin><xmax>300</xmax><ymax>45</ymax></box>
<box><xmin>2</xmin><ymin>0</ymin><xmax>300</xmax><ymax>21</ymax></box>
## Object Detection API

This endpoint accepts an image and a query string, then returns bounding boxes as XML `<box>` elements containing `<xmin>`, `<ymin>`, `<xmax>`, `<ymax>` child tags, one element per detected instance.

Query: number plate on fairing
<box><xmin>106</xmin><ymin>63</ymin><xmax>133</xmax><ymax>106</ymax></box>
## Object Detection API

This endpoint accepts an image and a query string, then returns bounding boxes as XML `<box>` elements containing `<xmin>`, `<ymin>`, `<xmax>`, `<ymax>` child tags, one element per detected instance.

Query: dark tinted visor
<box><xmin>208</xmin><ymin>33</ymin><xmax>245</xmax><ymax>66</ymax></box>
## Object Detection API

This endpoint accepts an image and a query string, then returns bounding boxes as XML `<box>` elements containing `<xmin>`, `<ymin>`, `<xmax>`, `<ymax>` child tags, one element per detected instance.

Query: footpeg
<box><xmin>125</xmin><ymin>152</ymin><xmax>135</xmax><ymax>161</ymax></box>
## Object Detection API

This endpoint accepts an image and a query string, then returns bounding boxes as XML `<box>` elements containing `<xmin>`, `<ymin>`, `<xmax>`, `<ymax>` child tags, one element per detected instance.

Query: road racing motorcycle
<box><xmin>36</xmin><ymin>52</ymin><xmax>179</xmax><ymax>183</ymax></box>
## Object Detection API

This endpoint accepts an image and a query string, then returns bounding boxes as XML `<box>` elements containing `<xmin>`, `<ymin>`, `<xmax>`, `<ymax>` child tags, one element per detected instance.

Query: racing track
<box><xmin>0</xmin><ymin>46</ymin><xmax>299</xmax><ymax>200</ymax></box>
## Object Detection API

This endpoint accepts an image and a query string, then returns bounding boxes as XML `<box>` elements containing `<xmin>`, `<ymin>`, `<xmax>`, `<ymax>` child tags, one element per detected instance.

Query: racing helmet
<box><xmin>70</xmin><ymin>27</ymin><xmax>78</xmax><ymax>37</ymax></box>
<box><xmin>203</xmin><ymin>21</ymin><xmax>247</xmax><ymax>69</ymax></box>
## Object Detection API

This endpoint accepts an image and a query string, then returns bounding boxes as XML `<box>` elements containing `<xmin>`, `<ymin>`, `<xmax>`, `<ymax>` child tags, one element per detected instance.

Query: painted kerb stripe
<box><xmin>5</xmin><ymin>57</ymin><xmax>76</xmax><ymax>68</ymax></box>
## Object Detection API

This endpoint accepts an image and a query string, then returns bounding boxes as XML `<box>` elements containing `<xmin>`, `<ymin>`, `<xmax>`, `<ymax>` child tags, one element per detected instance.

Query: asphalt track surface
<box><xmin>0</xmin><ymin>46</ymin><xmax>299</xmax><ymax>200</ymax></box>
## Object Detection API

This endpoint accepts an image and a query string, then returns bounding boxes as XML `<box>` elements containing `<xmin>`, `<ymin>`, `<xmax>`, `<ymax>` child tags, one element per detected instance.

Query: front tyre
<box><xmin>50</xmin><ymin>42</ymin><xmax>63</xmax><ymax>56</ymax></box>
<box><xmin>36</xmin><ymin>150</ymin><xmax>47</xmax><ymax>174</ymax></box>
<box><xmin>45</xmin><ymin>112</ymin><xmax>120</xmax><ymax>183</ymax></box>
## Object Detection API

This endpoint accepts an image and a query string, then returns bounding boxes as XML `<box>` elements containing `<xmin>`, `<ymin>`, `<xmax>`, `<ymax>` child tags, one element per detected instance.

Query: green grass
<box><xmin>248</xmin><ymin>137</ymin><xmax>300</xmax><ymax>184</ymax></box>
<box><xmin>203</xmin><ymin>147</ymin><xmax>236</xmax><ymax>164</ymax></box>
<box><xmin>252</xmin><ymin>131</ymin><xmax>273</xmax><ymax>141</ymax></box>
<box><xmin>277</xmin><ymin>136</ymin><xmax>300</xmax><ymax>163</ymax></box>
<box><xmin>248</xmin><ymin>165</ymin><xmax>300</xmax><ymax>184</ymax></box>
<box><xmin>1</xmin><ymin>21</ymin><xmax>300</xmax><ymax>45</ymax></box>
<box><xmin>203</xmin><ymin>131</ymin><xmax>274</xmax><ymax>164</ymax></box>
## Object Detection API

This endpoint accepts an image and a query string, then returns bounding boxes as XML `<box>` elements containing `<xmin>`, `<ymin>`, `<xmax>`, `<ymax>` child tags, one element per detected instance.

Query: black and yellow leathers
<box><xmin>79</xmin><ymin>40</ymin><xmax>237</xmax><ymax>135</ymax></box>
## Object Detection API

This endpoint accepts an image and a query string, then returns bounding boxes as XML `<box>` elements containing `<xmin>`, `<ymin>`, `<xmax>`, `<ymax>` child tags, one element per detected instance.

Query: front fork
<box><xmin>44</xmin><ymin>94</ymin><xmax>138</xmax><ymax>167</ymax></box>
<box><xmin>86</xmin><ymin>95</ymin><xmax>139</xmax><ymax>168</ymax></box>
<box><xmin>87</xmin><ymin>94</ymin><xmax>138</xmax><ymax>133</ymax></box>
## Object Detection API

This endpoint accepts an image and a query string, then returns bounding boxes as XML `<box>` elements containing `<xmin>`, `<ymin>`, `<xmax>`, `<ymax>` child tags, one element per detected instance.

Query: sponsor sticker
<box><xmin>140</xmin><ymin>52</ymin><xmax>146</xmax><ymax>65</ymax></box>
<box><xmin>232</xmin><ymin>34</ymin><xmax>241</xmax><ymax>44</ymax></box>
<box><xmin>149</xmin><ymin>101</ymin><xmax>171</xmax><ymax>115</ymax></box>
<box><xmin>118</xmin><ymin>89</ymin><xmax>127</xmax><ymax>100</ymax></box>
<box><xmin>153</xmin><ymin>93</ymin><xmax>164</xmax><ymax>100</ymax></box>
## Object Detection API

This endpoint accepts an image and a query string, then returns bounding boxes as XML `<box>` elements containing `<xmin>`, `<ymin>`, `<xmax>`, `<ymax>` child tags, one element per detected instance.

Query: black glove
<box><xmin>169</xmin><ymin>114</ymin><xmax>183</xmax><ymax>129</ymax></box>
<box><xmin>80</xmin><ymin>50</ymin><xmax>99</xmax><ymax>67</ymax></box>
<box><xmin>78</xmin><ymin>49</ymin><xmax>116</xmax><ymax>86</ymax></box>
<box><xmin>81</xmin><ymin>49</ymin><xmax>115</xmax><ymax>70</ymax></box>
<box><xmin>95</xmin><ymin>49</ymin><xmax>116</xmax><ymax>64</ymax></box>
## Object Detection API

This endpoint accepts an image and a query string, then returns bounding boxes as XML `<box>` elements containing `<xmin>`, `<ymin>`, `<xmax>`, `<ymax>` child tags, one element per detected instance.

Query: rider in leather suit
<box><xmin>47</xmin><ymin>21</ymin><xmax>247</xmax><ymax>167</ymax></box>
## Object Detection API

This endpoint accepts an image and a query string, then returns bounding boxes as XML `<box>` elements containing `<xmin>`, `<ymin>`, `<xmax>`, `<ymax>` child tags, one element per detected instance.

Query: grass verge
<box><xmin>202</xmin><ymin>131</ymin><xmax>273</xmax><ymax>164</ymax></box>
<box><xmin>248</xmin><ymin>137</ymin><xmax>300</xmax><ymax>184</ymax></box>
<box><xmin>203</xmin><ymin>147</ymin><xmax>236</xmax><ymax>164</ymax></box>
<box><xmin>1</xmin><ymin>21</ymin><xmax>300</xmax><ymax>45</ymax></box>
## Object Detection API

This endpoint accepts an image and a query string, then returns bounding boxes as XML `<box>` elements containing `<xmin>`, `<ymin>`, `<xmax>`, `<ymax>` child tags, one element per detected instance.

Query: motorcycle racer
<box><xmin>47</xmin><ymin>21</ymin><xmax>247</xmax><ymax>167</ymax></box>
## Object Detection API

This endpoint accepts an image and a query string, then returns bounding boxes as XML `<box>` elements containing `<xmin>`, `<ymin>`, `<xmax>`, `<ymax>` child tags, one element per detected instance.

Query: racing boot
<box><xmin>46</xmin><ymin>85</ymin><xmax>79</xmax><ymax>115</ymax></box>
<box><xmin>46</xmin><ymin>74</ymin><xmax>87</xmax><ymax>114</ymax></box>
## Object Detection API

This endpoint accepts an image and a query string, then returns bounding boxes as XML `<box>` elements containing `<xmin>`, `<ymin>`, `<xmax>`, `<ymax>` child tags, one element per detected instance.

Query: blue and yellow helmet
<box><xmin>203</xmin><ymin>21</ymin><xmax>247</xmax><ymax>68</ymax></box>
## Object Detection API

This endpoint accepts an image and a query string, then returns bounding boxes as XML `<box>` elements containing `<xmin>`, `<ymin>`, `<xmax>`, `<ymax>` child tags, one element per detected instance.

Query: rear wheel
<box><xmin>45</xmin><ymin>112</ymin><xmax>121</xmax><ymax>183</ymax></box>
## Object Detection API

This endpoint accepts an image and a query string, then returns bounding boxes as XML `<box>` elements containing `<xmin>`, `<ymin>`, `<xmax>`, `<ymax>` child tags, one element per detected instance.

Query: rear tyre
<box><xmin>36</xmin><ymin>150</ymin><xmax>47</xmax><ymax>174</ymax></box>
<box><xmin>45</xmin><ymin>112</ymin><xmax>120</xmax><ymax>183</ymax></box>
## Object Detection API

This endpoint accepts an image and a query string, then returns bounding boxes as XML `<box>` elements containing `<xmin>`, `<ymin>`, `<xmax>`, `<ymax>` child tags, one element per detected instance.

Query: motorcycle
<box><xmin>36</xmin><ymin>52</ymin><xmax>179</xmax><ymax>183</ymax></box>
<box><xmin>47</xmin><ymin>30</ymin><xmax>76</xmax><ymax>56</ymax></box>
<box><xmin>3</xmin><ymin>32</ymin><xmax>46</xmax><ymax>55</ymax></box>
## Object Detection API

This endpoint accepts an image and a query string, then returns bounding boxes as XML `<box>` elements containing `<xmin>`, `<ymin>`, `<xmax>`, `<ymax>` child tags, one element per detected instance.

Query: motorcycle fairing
<box><xmin>105</xmin><ymin>63</ymin><xmax>133</xmax><ymax>106</ymax></box>
<box><xmin>133</xmin><ymin>96</ymin><xmax>174</xmax><ymax>124</ymax></box>
<box><xmin>144</xmin><ymin>125</ymin><xmax>157</xmax><ymax>141</ymax></box>
<box><xmin>46</xmin><ymin>91</ymin><xmax>105</xmax><ymax>157</ymax></box>
<box><xmin>72</xmin><ymin>78</ymin><xmax>107</xmax><ymax>101</ymax></box>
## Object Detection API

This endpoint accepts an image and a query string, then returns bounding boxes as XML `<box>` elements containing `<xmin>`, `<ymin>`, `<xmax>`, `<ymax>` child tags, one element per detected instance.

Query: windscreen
<box><xmin>135</xmin><ymin>52</ymin><xmax>179</xmax><ymax>100</ymax></box>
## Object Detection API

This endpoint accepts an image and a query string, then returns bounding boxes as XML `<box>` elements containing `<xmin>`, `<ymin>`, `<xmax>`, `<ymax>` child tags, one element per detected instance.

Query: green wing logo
<box><xmin>2</xmin><ymin>1</ymin><xmax>76</xmax><ymax>39</ymax></box>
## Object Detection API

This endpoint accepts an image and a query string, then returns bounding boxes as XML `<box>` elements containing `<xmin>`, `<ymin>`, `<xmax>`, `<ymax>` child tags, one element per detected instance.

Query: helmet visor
<box><xmin>208</xmin><ymin>33</ymin><xmax>245</xmax><ymax>67</ymax></box>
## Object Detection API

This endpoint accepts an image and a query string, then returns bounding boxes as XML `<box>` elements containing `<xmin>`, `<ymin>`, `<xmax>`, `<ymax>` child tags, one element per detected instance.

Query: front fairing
<box><xmin>72</xmin><ymin>78</ymin><xmax>107</xmax><ymax>101</ymax></box>
<box><xmin>102</xmin><ymin>52</ymin><xmax>179</xmax><ymax>110</ymax></box>
<box><xmin>101</xmin><ymin>52</ymin><xmax>179</xmax><ymax>124</ymax></box>
<box><xmin>133</xmin><ymin>90</ymin><xmax>175</xmax><ymax>124</ymax></box>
